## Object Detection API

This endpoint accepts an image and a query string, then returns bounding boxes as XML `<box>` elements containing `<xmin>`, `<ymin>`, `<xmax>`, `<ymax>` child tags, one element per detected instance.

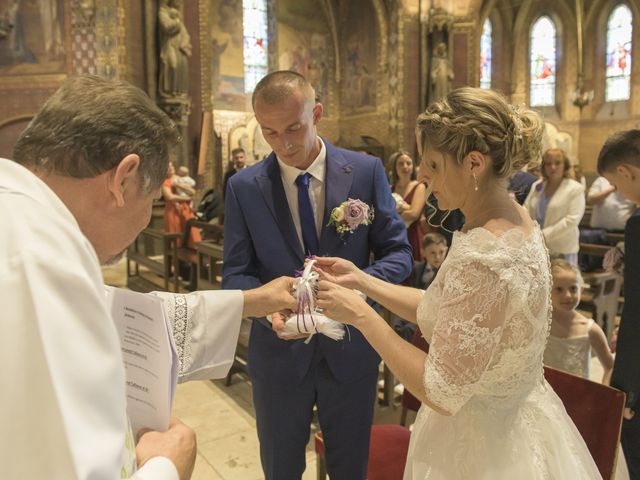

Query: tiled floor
<box><xmin>102</xmin><ymin>258</ymin><xmax>404</xmax><ymax>479</ymax></box>
<box><xmin>102</xmin><ymin>257</ymin><xmax>609</xmax><ymax>479</ymax></box>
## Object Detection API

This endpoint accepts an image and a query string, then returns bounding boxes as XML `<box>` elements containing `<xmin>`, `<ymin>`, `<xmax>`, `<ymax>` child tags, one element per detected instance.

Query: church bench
<box><xmin>194</xmin><ymin>240</ymin><xmax>224</xmax><ymax>290</ymax></box>
<box><xmin>127</xmin><ymin>227</ymin><xmax>180</xmax><ymax>292</ymax></box>
<box><xmin>579</xmin><ymin>242</ymin><xmax>610</xmax><ymax>259</ymax></box>
<box><xmin>580</xmin><ymin>270</ymin><xmax>622</xmax><ymax>341</ymax></box>
<box><xmin>167</xmin><ymin>220</ymin><xmax>224</xmax><ymax>291</ymax></box>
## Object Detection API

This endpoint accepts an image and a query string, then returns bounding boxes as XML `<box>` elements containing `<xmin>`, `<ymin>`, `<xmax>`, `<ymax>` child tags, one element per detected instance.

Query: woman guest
<box><xmin>163</xmin><ymin>161</ymin><xmax>201</xmax><ymax>247</ymax></box>
<box><xmin>390</xmin><ymin>151</ymin><xmax>427</xmax><ymax>260</ymax></box>
<box><xmin>524</xmin><ymin>148</ymin><xmax>585</xmax><ymax>265</ymax></box>
<box><xmin>312</xmin><ymin>88</ymin><xmax>600</xmax><ymax>479</ymax></box>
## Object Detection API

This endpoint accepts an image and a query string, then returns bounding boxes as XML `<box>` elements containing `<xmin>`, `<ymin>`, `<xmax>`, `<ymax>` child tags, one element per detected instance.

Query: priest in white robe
<box><xmin>0</xmin><ymin>75</ymin><xmax>297</xmax><ymax>480</ymax></box>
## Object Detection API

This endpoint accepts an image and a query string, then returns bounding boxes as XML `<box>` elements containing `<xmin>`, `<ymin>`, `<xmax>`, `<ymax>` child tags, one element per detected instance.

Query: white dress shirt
<box><xmin>0</xmin><ymin>158</ymin><xmax>243</xmax><ymax>480</ymax></box>
<box><xmin>588</xmin><ymin>176</ymin><xmax>636</xmax><ymax>230</ymax></box>
<box><xmin>276</xmin><ymin>137</ymin><xmax>327</xmax><ymax>251</ymax></box>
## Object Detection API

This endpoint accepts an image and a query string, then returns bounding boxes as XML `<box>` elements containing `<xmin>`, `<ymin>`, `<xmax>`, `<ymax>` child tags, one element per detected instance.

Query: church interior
<box><xmin>1</xmin><ymin>0</ymin><xmax>638</xmax><ymax>479</ymax></box>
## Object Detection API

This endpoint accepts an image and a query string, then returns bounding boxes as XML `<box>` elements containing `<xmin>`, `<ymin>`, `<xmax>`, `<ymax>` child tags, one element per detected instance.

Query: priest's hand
<box><xmin>136</xmin><ymin>417</ymin><xmax>197</xmax><ymax>480</ymax></box>
<box><xmin>242</xmin><ymin>276</ymin><xmax>297</xmax><ymax>319</ymax></box>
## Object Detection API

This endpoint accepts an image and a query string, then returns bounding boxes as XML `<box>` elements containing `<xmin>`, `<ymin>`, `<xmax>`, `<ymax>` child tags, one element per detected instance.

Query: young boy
<box><xmin>391</xmin><ymin>233</ymin><xmax>449</xmax><ymax>341</ymax></box>
<box><xmin>597</xmin><ymin>129</ymin><xmax>640</xmax><ymax>478</ymax></box>
<box><xmin>411</xmin><ymin>232</ymin><xmax>449</xmax><ymax>290</ymax></box>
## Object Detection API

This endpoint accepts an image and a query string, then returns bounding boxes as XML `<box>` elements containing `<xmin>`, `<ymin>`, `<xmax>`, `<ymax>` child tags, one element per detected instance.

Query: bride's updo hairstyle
<box><xmin>416</xmin><ymin>87</ymin><xmax>544</xmax><ymax>178</ymax></box>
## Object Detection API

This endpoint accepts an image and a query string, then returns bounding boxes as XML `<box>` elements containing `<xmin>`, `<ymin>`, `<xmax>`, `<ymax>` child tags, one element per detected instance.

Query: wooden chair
<box><xmin>581</xmin><ymin>270</ymin><xmax>623</xmax><ymax>341</ymax></box>
<box><xmin>314</xmin><ymin>424</ymin><xmax>411</xmax><ymax>480</ymax></box>
<box><xmin>544</xmin><ymin>366</ymin><xmax>625</xmax><ymax>479</ymax></box>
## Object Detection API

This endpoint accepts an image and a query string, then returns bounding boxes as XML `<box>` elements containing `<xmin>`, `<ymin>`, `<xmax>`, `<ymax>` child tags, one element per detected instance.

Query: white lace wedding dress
<box><xmin>404</xmin><ymin>226</ymin><xmax>602</xmax><ymax>479</ymax></box>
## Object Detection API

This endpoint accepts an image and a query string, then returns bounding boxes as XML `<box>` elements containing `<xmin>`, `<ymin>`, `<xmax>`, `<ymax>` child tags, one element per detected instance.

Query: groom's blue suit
<box><xmin>222</xmin><ymin>140</ymin><xmax>412</xmax><ymax>480</ymax></box>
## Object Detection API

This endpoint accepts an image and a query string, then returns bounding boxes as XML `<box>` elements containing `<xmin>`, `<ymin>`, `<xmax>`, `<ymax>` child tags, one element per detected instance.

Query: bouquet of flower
<box><xmin>280</xmin><ymin>260</ymin><xmax>346</xmax><ymax>342</ymax></box>
<box><xmin>327</xmin><ymin>198</ymin><xmax>374</xmax><ymax>236</ymax></box>
<box><xmin>603</xmin><ymin>242</ymin><xmax>625</xmax><ymax>276</ymax></box>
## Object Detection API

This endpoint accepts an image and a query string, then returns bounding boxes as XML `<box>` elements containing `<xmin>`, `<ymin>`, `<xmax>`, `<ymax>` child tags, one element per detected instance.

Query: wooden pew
<box><xmin>127</xmin><ymin>227</ymin><xmax>180</xmax><ymax>292</ymax></box>
<box><xmin>579</xmin><ymin>242</ymin><xmax>611</xmax><ymax>258</ymax></box>
<box><xmin>194</xmin><ymin>240</ymin><xmax>224</xmax><ymax>290</ymax></box>
<box><xmin>605</xmin><ymin>232</ymin><xmax>624</xmax><ymax>245</ymax></box>
<box><xmin>577</xmin><ymin>242</ymin><xmax>623</xmax><ymax>341</ymax></box>
<box><xmin>167</xmin><ymin>220</ymin><xmax>224</xmax><ymax>291</ymax></box>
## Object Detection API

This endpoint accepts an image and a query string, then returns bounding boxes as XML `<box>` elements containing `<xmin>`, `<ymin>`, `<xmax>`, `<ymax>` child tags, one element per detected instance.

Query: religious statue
<box><xmin>158</xmin><ymin>0</ymin><xmax>192</xmax><ymax>98</ymax></box>
<box><xmin>430</xmin><ymin>42</ymin><xmax>454</xmax><ymax>103</ymax></box>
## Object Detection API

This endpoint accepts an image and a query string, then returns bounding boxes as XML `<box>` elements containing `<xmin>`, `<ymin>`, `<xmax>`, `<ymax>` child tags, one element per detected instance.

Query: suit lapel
<box><xmin>255</xmin><ymin>154</ymin><xmax>305</xmax><ymax>263</ymax></box>
<box><xmin>319</xmin><ymin>145</ymin><xmax>353</xmax><ymax>255</ymax></box>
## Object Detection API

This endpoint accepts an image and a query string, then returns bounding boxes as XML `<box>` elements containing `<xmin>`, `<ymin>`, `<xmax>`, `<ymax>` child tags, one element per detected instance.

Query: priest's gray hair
<box><xmin>13</xmin><ymin>75</ymin><xmax>179</xmax><ymax>194</ymax></box>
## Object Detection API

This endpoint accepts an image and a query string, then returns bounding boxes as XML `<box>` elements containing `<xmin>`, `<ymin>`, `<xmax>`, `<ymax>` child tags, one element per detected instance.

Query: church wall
<box><xmin>401</xmin><ymin>4</ymin><xmax>422</xmax><ymax>155</ymax></box>
<box><xmin>335</xmin><ymin>0</ymin><xmax>392</xmax><ymax>161</ymax></box>
<box><xmin>0</xmin><ymin>0</ymin><xmax>70</xmax><ymax>157</ymax></box>
<box><xmin>276</xmin><ymin>0</ymin><xmax>339</xmax><ymax>143</ymax></box>
<box><xmin>476</xmin><ymin>0</ymin><xmax>640</xmax><ymax>172</ymax></box>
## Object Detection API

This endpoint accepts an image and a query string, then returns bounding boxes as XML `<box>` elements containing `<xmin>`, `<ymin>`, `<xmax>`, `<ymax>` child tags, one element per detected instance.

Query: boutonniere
<box><xmin>327</xmin><ymin>198</ymin><xmax>374</xmax><ymax>236</ymax></box>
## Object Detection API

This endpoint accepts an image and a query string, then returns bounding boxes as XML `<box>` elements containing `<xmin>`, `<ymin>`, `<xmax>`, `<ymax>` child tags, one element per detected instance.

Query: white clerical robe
<box><xmin>0</xmin><ymin>158</ymin><xmax>243</xmax><ymax>479</ymax></box>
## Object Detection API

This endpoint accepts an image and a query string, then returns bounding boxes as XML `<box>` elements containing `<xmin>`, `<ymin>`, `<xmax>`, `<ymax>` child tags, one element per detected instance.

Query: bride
<box><xmin>313</xmin><ymin>88</ymin><xmax>602</xmax><ymax>479</ymax></box>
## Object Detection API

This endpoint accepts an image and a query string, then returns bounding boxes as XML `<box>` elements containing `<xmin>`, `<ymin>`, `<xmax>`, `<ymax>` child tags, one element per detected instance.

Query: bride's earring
<box><xmin>472</xmin><ymin>172</ymin><xmax>479</xmax><ymax>192</ymax></box>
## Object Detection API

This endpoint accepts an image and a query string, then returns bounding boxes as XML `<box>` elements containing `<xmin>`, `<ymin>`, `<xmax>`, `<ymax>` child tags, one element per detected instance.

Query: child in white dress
<box><xmin>544</xmin><ymin>259</ymin><xmax>614</xmax><ymax>382</ymax></box>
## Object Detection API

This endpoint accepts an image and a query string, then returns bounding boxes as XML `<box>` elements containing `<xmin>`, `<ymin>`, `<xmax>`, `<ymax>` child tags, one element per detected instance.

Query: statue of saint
<box><xmin>158</xmin><ymin>0</ymin><xmax>192</xmax><ymax>98</ymax></box>
<box><xmin>430</xmin><ymin>42</ymin><xmax>454</xmax><ymax>103</ymax></box>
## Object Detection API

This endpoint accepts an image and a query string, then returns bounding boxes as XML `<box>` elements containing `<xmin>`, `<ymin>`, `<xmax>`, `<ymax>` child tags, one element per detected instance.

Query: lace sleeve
<box><xmin>423</xmin><ymin>260</ymin><xmax>509</xmax><ymax>415</ymax></box>
<box><xmin>152</xmin><ymin>290</ymin><xmax>243</xmax><ymax>382</ymax></box>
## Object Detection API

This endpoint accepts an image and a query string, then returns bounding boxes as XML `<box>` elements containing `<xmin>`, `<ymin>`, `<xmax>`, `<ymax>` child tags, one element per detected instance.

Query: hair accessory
<box><xmin>510</xmin><ymin>104</ymin><xmax>524</xmax><ymax>142</ymax></box>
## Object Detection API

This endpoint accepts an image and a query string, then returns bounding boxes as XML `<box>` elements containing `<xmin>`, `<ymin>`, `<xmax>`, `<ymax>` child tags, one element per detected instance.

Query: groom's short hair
<box><xmin>252</xmin><ymin>70</ymin><xmax>316</xmax><ymax>107</ymax></box>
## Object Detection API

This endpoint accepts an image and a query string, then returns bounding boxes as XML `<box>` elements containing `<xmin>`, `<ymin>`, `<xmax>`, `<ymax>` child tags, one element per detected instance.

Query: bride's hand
<box><xmin>312</xmin><ymin>257</ymin><xmax>365</xmax><ymax>289</ymax></box>
<box><xmin>316</xmin><ymin>280</ymin><xmax>373</xmax><ymax>328</ymax></box>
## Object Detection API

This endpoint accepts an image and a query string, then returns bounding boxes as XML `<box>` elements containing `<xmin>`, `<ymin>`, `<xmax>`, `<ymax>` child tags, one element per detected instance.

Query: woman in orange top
<box><xmin>162</xmin><ymin>162</ymin><xmax>201</xmax><ymax>247</ymax></box>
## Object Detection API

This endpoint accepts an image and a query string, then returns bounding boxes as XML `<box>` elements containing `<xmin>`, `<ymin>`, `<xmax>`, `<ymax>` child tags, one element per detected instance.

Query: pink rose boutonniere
<box><xmin>327</xmin><ymin>198</ymin><xmax>374</xmax><ymax>236</ymax></box>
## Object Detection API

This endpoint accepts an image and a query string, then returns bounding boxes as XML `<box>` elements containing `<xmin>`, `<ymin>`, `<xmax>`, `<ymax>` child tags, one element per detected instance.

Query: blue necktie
<box><xmin>295</xmin><ymin>173</ymin><xmax>319</xmax><ymax>256</ymax></box>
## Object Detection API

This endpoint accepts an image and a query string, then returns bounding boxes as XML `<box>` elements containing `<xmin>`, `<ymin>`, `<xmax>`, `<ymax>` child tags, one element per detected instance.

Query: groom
<box><xmin>222</xmin><ymin>71</ymin><xmax>412</xmax><ymax>480</ymax></box>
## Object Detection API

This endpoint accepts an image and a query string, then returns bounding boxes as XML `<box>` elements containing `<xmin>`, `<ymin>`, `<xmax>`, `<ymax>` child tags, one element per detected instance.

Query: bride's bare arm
<box><xmin>314</xmin><ymin>257</ymin><xmax>423</xmax><ymax>323</ymax></box>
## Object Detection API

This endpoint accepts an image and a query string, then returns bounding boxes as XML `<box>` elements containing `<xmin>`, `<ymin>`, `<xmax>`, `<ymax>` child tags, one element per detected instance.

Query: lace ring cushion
<box><xmin>418</xmin><ymin>229</ymin><xmax>551</xmax><ymax>415</ymax></box>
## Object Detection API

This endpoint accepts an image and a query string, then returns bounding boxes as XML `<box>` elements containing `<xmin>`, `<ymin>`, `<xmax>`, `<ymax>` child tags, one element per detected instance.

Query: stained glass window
<box><xmin>605</xmin><ymin>4</ymin><xmax>633</xmax><ymax>102</ymax></box>
<box><xmin>529</xmin><ymin>16</ymin><xmax>556</xmax><ymax>107</ymax></box>
<box><xmin>480</xmin><ymin>19</ymin><xmax>492</xmax><ymax>89</ymax></box>
<box><xmin>243</xmin><ymin>0</ymin><xmax>269</xmax><ymax>94</ymax></box>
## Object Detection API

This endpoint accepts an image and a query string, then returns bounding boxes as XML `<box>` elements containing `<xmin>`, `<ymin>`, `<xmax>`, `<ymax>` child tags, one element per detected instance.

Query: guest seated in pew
<box><xmin>597</xmin><ymin>129</ymin><xmax>640</xmax><ymax>479</ymax></box>
<box><xmin>0</xmin><ymin>75</ymin><xmax>297</xmax><ymax>480</ymax></box>
<box><xmin>543</xmin><ymin>259</ymin><xmax>614</xmax><ymax>382</ymax></box>
<box><xmin>587</xmin><ymin>175</ymin><xmax>636</xmax><ymax>233</ymax></box>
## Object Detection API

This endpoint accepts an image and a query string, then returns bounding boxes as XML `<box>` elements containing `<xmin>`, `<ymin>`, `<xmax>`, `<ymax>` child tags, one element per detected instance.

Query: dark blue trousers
<box><xmin>251</xmin><ymin>356</ymin><xmax>378</xmax><ymax>480</ymax></box>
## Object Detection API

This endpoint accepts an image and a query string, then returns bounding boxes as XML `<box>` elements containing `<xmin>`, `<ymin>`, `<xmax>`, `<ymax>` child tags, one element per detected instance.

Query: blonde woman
<box><xmin>314</xmin><ymin>88</ymin><xmax>601</xmax><ymax>479</ymax></box>
<box><xmin>524</xmin><ymin>148</ymin><xmax>585</xmax><ymax>265</ymax></box>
